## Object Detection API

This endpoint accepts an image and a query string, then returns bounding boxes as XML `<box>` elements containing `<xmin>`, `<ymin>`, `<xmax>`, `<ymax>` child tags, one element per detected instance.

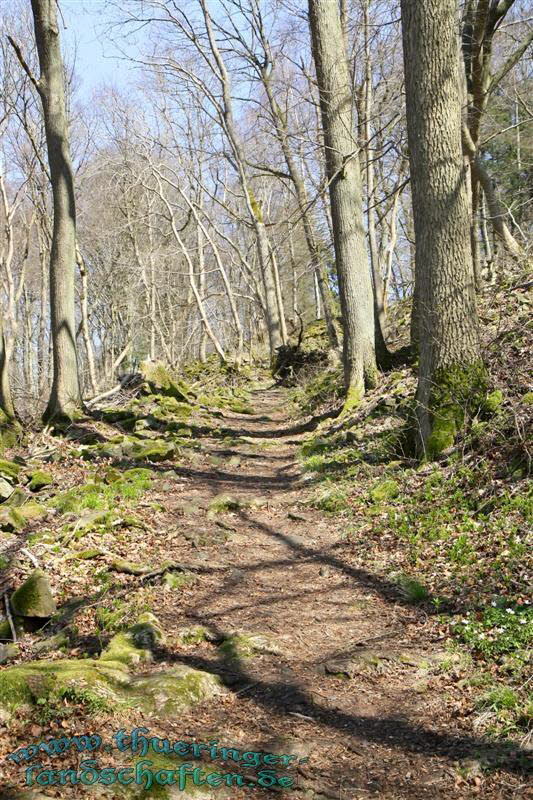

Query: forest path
<box><xmin>145</xmin><ymin>385</ymin><xmax>505</xmax><ymax>800</ymax></box>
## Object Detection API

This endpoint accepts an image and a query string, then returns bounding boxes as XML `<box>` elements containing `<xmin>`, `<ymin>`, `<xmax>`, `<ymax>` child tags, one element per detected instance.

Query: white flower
<box><xmin>519</xmin><ymin>618</ymin><xmax>526</xmax><ymax>625</ymax></box>
<box><xmin>505</xmin><ymin>608</ymin><xmax>515</xmax><ymax>614</ymax></box>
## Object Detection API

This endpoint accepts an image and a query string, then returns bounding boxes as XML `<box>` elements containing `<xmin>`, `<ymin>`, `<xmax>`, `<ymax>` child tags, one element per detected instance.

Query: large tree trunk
<box><xmin>308</xmin><ymin>0</ymin><xmax>377</xmax><ymax>407</ymax></box>
<box><xmin>401</xmin><ymin>0</ymin><xmax>485</xmax><ymax>459</ymax></box>
<box><xmin>30</xmin><ymin>0</ymin><xmax>82</xmax><ymax>421</ymax></box>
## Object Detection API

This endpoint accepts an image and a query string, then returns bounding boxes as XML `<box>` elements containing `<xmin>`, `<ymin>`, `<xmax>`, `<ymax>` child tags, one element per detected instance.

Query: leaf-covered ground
<box><xmin>0</xmin><ymin>277</ymin><xmax>531</xmax><ymax>799</ymax></box>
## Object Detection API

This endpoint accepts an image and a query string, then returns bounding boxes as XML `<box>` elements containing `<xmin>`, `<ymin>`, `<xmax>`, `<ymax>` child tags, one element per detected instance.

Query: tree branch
<box><xmin>489</xmin><ymin>29</ymin><xmax>533</xmax><ymax>93</ymax></box>
<box><xmin>6</xmin><ymin>36</ymin><xmax>42</xmax><ymax>96</ymax></box>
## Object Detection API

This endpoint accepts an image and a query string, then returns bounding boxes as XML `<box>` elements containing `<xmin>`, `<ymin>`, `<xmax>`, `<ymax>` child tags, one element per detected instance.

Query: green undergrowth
<box><xmin>184</xmin><ymin>355</ymin><xmax>256</xmax><ymax>414</ymax></box>
<box><xmin>295</xmin><ymin>348</ymin><xmax>531</xmax><ymax>741</ymax></box>
<box><xmin>49</xmin><ymin>468</ymin><xmax>153</xmax><ymax>516</ymax></box>
<box><xmin>290</xmin><ymin>365</ymin><xmax>343</xmax><ymax>416</ymax></box>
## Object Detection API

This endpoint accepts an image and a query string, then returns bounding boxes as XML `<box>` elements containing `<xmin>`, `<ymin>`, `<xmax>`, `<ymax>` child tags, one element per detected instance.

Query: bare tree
<box><xmin>308</xmin><ymin>0</ymin><xmax>377</xmax><ymax>406</ymax></box>
<box><xmin>10</xmin><ymin>0</ymin><xmax>82</xmax><ymax>420</ymax></box>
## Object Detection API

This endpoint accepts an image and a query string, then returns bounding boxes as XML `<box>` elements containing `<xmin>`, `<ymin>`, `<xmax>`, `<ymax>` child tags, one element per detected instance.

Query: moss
<box><xmin>175</xmin><ymin>625</ymin><xmax>211</xmax><ymax>645</ymax></box>
<box><xmin>130</xmin><ymin>612</ymin><xmax>166</xmax><ymax>648</ymax></box>
<box><xmin>73</xmin><ymin>548</ymin><xmax>102</xmax><ymax>560</ymax></box>
<box><xmin>132</xmin><ymin>665</ymin><xmax>226</xmax><ymax>716</ymax></box>
<box><xmin>0</xmin><ymin>459</ymin><xmax>21</xmax><ymax>482</ymax></box>
<box><xmin>0</xmin><ymin>658</ymin><xmax>130</xmax><ymax>713</ymax></box>
<box><xmin>247</xmin><ymin>187</ymin><xmax>263</xmax><ymax>222</ymax></box>
<box><xmin>207</xmin><ymin>494</ymin><xmax>243</xmax><ymax>515</ymax></box>
<box><xmin>480</xmin><ymin>389</ymin><xmax>504</xmax><ymax>414</ymax></box>
<box><xmin>0</xmin><ymin>418</ymin><xmax>21</xmax><ymax>451</ymax></box>
<box><xmin>0</xmin><ymin>507</ymin><xmax>25</xmax><ymax>531</ymax></box>
<box><xmin>219</xmin><ymin>632</ymin><xmax>281</xmax><ymax>661</ymax></box>
<box><xmin>342</xmin><ymin>383</ymin><xmax>364</xmax><ymax>415</ymax></box>
<box><xmin>125</xmin><ymin>439</ymin><xmax>175</xmax><ymax>462</ymax></box>
<box><xmin>10</xmin><ymin>569</ymin><xmax>57</xmax><ymax>618</ymax></box>
<box><xmin>370</xmin><ymin>479</ymin><xmax>400</xmax><ymax>503</ymax></box>
<box><xmin>0</xmin><ymin>658</ymin><xmax>225</xmax><ymax>719</ymax></box>
<box><xmin>422</xmin><ymin>362</ymin><xmax>488</xmax><ymax>459</ymax></box>
<box><xmin>99</xmin><ymin>466</ymin><xmax>122</xmax><ymax>484</ymax></box>
<box><xmin>163</xmin><ymin>571</ymin><xmax>196</xmax><ymax>590</ymax></box>
<box><xmin>100</xmin><ymin>631</ymin><xmax>152</xmax><ymax>666</ymax></box>
<box><xmin>521</xmin><ymin>391</ymin><xmax>533</xmax><ymax>406</ymax></box>
<box><xmin>17</xmin><ymin>502</ymin><xmax>48</xmax><ymax>522</ymax></box>
<box><xmin>28</xmin><ymin>470</ymin><xmax>53</xmax><ymax>491</ymax></box>
<box><xmin>140</xmin><ymin>361</ymin><xmax>192</xmax><ymax>402</ymax></box>
<box><xmin>6</xmin><ymin>487</ymin><xmax>27</xmax><ymax>507</ymax></box>
<box><xmin>426</xmin><ymin>411</ymin><xmax>457</xmax><ymax>458</ymax></box>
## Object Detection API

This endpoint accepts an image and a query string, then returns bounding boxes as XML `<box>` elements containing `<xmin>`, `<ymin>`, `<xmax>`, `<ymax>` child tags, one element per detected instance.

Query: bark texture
<box><xmin>308</xmin><ymin>0</ymin><xmax>377</xmax><ymax>404</ymax></box>
<box><xmin>31</xmin><ymin>0</ymin><xmax>82</xmax><ymax>421</ymax></box>
<box><xmin>401</xmin><ymin>0</ymin><xmax>484</xmax><ymax>458</ymax></box>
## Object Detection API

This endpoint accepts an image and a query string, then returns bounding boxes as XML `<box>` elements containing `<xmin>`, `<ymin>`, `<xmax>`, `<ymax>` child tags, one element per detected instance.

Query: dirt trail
<box><xmin>141</xmin><ymin>386</ymin><xmax>521</xmax><ymax>800</ymax></box>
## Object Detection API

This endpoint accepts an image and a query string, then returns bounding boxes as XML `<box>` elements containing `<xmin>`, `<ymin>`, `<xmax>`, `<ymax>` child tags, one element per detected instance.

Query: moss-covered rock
<box><xmin>0</xmin><ymin>658</ymin><xmax>226</xmax><ymax>719</ymax></box>
<box><xmin>17</xmin><ymin>502</ymin><xmax>48</xmax><ymax>522</ymax></box>
<box><xmin>219</xmin><ymin>632</ymin><xmax>282</xmax><ymax>661</ymax></box>
<box><xmin>132</xmin><ymin>665</ymin><xmax>226</xmax><ymax>716</ymax></box>
<box><xmin>10</xmin><ymin>570</ymin><xmax>56</xmax><ymax>618</ymax></box>
<box><xmin>28</xmin><ymin>470</ymin><xmax>54</xmax><ymax>491</ymax></box>
<box><xmin>130</xmin><ymin>612</ymin><xmax>166</xmax><ymax>648</ymax></box>
<box><xmin>370</xmin><ymin>479</ymin><xmax>400</xmax><ymax>503</ymax></box>
<box><xmin>175</xmin><ymin>626</ymin><xmax>212</xmax><ymax>645</ymax></box>
<box><xmin>101</xmin><ymin>614</ymin><xmax>165</xmax><ymax>666</ymax></box>
<box><xmin>207</xmin><ymin>494</ymin><xmax>247</xmax><ymax>515</ymax></box>
<box><xmin>0</xmin><ymin>507</ymin><xmax>26</xmax><ymax>532</ymax></box>
<box><xmin>140</xmin><ymin>361</ymin><xmax>192</xmax><ymax>402</ymax></box>
<box><xmin>0</xmin><ymin>658</ymin><xmax>131</xmax><ymax>714</ymax></box>
<box><xmin>101</xmin><ymin>631</ymin><xmax>153</xmax><ymax>667</ymax></box>
<box><xmin>32</xmin><ymin>631</ymin><xmax>69</xmax><ymax>654</ymax></box>
<box><xmin>0</xmin><ymin>477</ymin><xmax>15</xmax><ymax>501</ymax></box>
<box><xmin>0</xmin><ymin>459</ymin><xmax>21</xmax><ymax>483</ymax></box>
<box><xmin>0</xmin><ymin>642</ymin><xmax>20</xmax><ymax>664</ymax></box>
<box><xmin>6</xmin><ymin>487</ymin><xmax>28</xmax><ymax>507</ymax></box>
<box><xmin>124</xmin><ymin>439</ymin><xmax>175</xmax><ymax>462</ymax></box>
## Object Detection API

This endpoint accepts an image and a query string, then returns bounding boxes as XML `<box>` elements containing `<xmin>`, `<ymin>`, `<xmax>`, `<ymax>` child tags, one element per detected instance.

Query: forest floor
<box><xmin>0</xmin><ymin>372</ymin><xmax>530</xmax><ymax>799</ymax></box>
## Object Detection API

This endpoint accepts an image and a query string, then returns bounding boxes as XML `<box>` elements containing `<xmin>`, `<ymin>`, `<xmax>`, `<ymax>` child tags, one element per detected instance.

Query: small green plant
<box><xmin>310</xmin><ymin>485</ymin><xmax>350</xmax><ymax>514</ymax></box>
<box><xmin>477</xmin><ymin>686</ymin><xmax>519</xmax><ymax>712</ymax></box>
<box><xmin>448</xmin><ymin>533</ymin><xmax>474</xmax><ymax>565</ymax></box>
<box><xmin>453</xmin><ymin>603</ymin><xmax>532</xmax><ymax>658</ymax></box>
<box><xmin>396</xmin><ymin>574</ymin><xmax>430</xmax><ymax>604</ymax></box>
<box><xmin>59</xmin><ymin>687</ymin><xmax>111</xmax><ymax>715</ymax></box>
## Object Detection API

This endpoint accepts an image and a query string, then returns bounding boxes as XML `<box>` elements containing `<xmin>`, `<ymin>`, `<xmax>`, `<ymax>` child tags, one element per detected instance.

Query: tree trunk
<box><xmin>308</xmin><ymin>0</ymin><xmax>377</xmax><ymax>407</ymax></box>
<box><xmin>0</xmin><ymin>313</ymin><xmax>16</xmax><ymax>423</ymax></box>
<box><xmin>77</xmin><ymin>249</ymin><xmax>98</xmax><ymax>395</ymax></box>
<box><xmin>362</xmin><ymin>0</ymin><xmax>390</xmax><ymax>367</ymax></box>
<box><xmin>261</xmin><ymin>67</ymin><xmax>339</xmax><ymax>349</ymax></box>
<box><xmin>401</xmin><ymin>0</ymin><xmax>484</xmax><ymax>459</ymax></box>
<box><xmin>30</xmin><ymin>0</ymin><xmax>82</xmax><ymax>421</ymax></box>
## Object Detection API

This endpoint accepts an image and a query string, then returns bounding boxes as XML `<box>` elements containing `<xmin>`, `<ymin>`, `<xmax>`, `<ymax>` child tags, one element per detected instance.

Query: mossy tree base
<box><xmin>415</xmin><ymin>363</ymin><xmax>489</xmax><ymax>460</ymax></box>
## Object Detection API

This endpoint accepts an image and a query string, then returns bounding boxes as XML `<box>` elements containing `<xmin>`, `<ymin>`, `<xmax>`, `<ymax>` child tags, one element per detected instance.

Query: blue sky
<box><xmin>60</xmin><ymin>0</ymin><xmax>135</xmax><ymax>97</ymax></box>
